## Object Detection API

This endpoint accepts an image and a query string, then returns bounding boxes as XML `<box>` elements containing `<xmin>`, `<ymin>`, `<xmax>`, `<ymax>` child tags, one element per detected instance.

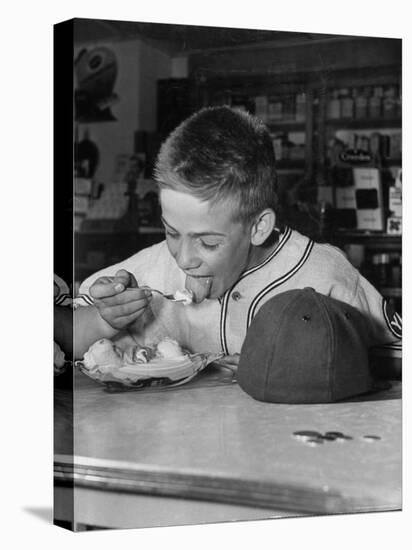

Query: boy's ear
<box><xmin>250</xmin><ymin>209</ymin><xmax>276</xmax><ymax>246</ymax></box>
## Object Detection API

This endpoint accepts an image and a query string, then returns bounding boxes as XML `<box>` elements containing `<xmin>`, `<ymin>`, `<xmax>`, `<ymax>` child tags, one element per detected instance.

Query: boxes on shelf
<box><xmin>387</xmin><ymin>168</ymin><xmax>402</xmax><ymax>235</ymax></box>
<box><xmin>331</xmin><ymin>130</ymin><xmax>402</xmax><ymax>166</ymax></box>
<box><xmin>255</xmin><ymin>93</ymin><xmax>306</xmax><ymax>124</ymax></box>
<box><xmin>270</xmin><ymin>131</ymin><xmax>305</xmax><ymax>162</ymax></box>
<box><xmin>329</xmin><ymin>167</ymin><xmax>388</xmax><ymax>231</ymax></box>
<box><xmin>353</xmin><ymin>168</ymin><xmax>385</xmax><ymax>231</ymax></box>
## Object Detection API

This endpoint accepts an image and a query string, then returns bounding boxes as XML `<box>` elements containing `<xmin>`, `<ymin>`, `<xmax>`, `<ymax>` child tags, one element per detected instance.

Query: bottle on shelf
<box><xmin>268</xmin><ymin>97</ymin><xmax>283</xmax><ymax>123</ymax></box>
<box><xmin>396</xmin><ymin>86</ymin><xmax>402</xmax><ymax>119</ymax></box>
<box><xmin>295</xmin><ymin>92</ymin><xmax>306</xmax><ymax>122</ymax></box>
<box><xmin>340</xmin><ymin>88</ymin><xmax>354</xmax><ymax>119</ymax></box>
<box><xmin>389</xmin><ymin>254</ymin><xmax>401</xmax><ymax>289</ymax></box>
<box><xmin>76</xmin><ymin>129</ymin><xmax>100</xmax><ymax>178</ymax></box>
<box><xmin>359</xmin><ymin>135</ymin><xmax>370</xmax><ymax>154</ymax></box>
<box><xmin>371</xmin><ymin>253</ymin><xmax>391</xmax><ymax>288</ymax></box>
<box><xmin>354</xmin><ymin>87</ymin><xmax>368</xmax><ymax>119</ymax></box>
<box><xmin>255</xmin><ymin>96</ymin><xmax>269</xmax><ymax>123</ymax></box>
<box><xmin>327</xmin><ymin>90</ymin><xmax>340</xmax><ymax>119</ymax></box>
<box><xmin>368</xmin><ymin>86</ymin><xmax>383</xmax><ymax>119</ymax></box>
<box><xmin>382</xmin><ymin>85</ymin><xmax>397</xmax><ymax>119</ymax></box>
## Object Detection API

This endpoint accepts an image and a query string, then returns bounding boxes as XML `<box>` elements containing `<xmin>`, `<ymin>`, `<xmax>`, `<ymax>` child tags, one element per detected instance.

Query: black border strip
<box><xmin>53</xmin><ymin>18</ymin><xmax>75</xmax><ymax>528</ymax></box>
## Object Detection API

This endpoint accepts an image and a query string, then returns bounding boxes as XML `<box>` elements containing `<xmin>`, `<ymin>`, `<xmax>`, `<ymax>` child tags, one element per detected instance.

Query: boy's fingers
<box><xmin>93</xmin><ymin>288</ymin><xmax>151</xmax><ymax>307</ymax></box>
<box><xmin>89</xmin><ymin>278</ymin><xmax>120</xmax><ymax>299</ymax></box>
<box><xmin>116</xmin><ymin>309</ymin><xmax>148</xmax><ymax>326</ymax></box>
<box><xmin>219</xmin><ymin>353</ymin><xmax>240</xmax><ymax>369</ymax></box>
<box><xmin>97</xmin><ymin>298</ymin><xmax>150</xmax><ymax>327</ymax></box>
<box><xmin>113</xmin><ymin>269</ymin><xmax>138</xmax><ymax>291</ymax></box>
<box><xmin>108</xmin><ymin>299</ymin><xmax>150</xmax><ymax>321</ymax></box>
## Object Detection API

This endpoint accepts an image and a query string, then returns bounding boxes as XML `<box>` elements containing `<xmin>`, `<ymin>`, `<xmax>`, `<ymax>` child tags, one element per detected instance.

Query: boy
<box><xmin>73</xmin><ymin>106</ymin><xmax>401</xmax><ymax>360</ymax></box>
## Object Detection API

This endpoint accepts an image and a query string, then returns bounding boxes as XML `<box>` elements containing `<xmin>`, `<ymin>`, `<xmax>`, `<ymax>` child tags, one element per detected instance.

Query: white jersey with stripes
<box><xmin>75</xmin><ymin>227</ymin><xmax>402</xmax><ymax>355</ymax></box>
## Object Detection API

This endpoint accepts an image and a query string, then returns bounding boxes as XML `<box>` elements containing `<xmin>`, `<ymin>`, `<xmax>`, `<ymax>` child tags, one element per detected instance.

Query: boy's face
<box><xmin>159</xmin><ymin>188</ymin><xmax>254</xmax><ymax>299</ymax></box>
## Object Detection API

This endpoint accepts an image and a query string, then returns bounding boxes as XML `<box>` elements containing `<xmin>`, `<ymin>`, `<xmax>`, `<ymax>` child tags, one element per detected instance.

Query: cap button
<box><xmin>231</xmin><ymin>291</ymin><xmax>242</xmax><ymax>301</ymax></box>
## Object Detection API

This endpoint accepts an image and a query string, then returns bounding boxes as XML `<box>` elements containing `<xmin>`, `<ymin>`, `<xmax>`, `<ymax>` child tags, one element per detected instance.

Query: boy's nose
<box><xmin>175</xmin><ymin>240</ymin><xmax>201</xmax><ymax>271</ymax></box>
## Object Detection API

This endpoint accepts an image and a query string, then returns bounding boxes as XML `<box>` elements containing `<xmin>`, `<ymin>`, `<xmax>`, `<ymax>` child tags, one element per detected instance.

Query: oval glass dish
<box><xmin>75</xmin><ymin>350</ymin><xmax>223</xmax><ymax>392</ymax></box>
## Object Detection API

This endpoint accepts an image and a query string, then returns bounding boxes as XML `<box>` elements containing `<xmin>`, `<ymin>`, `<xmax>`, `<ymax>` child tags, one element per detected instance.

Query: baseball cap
<box><xmin>238</xmin><ymin>288</ymin><xmax>381</xmax><ymax>404</ymax></box>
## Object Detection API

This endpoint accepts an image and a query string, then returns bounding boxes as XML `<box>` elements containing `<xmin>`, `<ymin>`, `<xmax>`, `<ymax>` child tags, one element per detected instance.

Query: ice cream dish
<box><xmin>77</xmin><ymin>337</ymin><xmax>222</xmax><ymax>389</ymax></box>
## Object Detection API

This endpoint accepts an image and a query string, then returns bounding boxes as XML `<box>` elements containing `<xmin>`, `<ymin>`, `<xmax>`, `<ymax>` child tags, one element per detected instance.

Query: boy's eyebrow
<box><xmin>161</xmin><ymin>216</ymin><xmax>226</xmax><ymax>237</ymax></box>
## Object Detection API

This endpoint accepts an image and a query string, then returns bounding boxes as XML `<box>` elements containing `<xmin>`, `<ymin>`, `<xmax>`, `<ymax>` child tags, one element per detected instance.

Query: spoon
<box><xmin>125</xmin><ymin>287</ymin><xmax>191</xmax><ymax>303</ymax></box>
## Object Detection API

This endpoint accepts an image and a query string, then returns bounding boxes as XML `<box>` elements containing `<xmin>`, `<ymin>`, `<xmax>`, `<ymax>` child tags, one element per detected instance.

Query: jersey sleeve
<box><xmin>320</xmin><ymin>245</ymin><xmax>402</xmax><ymax>346</ymax></box>
<box><xmin>54</xmin><ymin>274</ymin><xmax>72</xmax><ymax>307</ymax></box>
<box><xmin>348</xmin><ymin>272</ymin><xmax>402</xmax><ymax>345</ymax></box>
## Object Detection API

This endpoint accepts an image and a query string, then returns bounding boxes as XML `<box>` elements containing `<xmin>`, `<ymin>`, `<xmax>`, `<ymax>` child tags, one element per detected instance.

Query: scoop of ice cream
<box><xmin>82</xmin><ymin>338</ymin><xmax>124</xmax><ymax>371</ymax></box>
<box><xmin>185</xmin><ymin>276</ymin><xmax>212</xmax><ymax>304</ymax></box>
<box><xmin>174</xmin><ymin>289</ymin><xmax>193</xmax><ymax>305</ymax></box>
<box><xmin>54</xmin><ymin>341</ymin><xmax>66</xmax><ymax>368</ymax></box>
<box><xmin>124</xmin><ymin>344</ymin><xmax>157</xmax><ymax>364</ymax></box>
<box><xmin>156</xmin><ymin>337</ymin><xmax>185</xmax><ymax>359</ymax></box>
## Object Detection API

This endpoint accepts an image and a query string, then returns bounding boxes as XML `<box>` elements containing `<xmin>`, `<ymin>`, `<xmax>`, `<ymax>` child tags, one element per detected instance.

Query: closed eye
<box><xmin>164</xmin><ymin>225</ymin><xmax>221</xmax><ymax>250</ymax></box>
<box><xmin>200</xmin><ymin>240</ymin><xmax>220</xmax><ymax>250</ymax></box>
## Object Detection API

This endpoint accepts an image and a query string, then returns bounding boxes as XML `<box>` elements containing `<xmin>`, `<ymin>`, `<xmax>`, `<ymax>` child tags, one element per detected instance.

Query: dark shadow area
<box><xmin>341</xmin><ymin>380</ymin><xmax>401</xmax><ymax>403</ymax></box>
<box><xmin>23</xmin><ymin>506</ymin><xmax>53</xmax><ymax>524</ymax></box>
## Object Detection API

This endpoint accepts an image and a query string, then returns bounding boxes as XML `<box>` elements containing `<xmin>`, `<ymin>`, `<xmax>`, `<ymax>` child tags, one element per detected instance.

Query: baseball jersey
<box><xmin>54</xmin><ymin>273</ymin><xmax>72</xmax><ymax>307</ymax></box>
<box><xmin>75</xmin><ymin>227</ymin><xmax>402</xmax><ymax>355</ymax></box>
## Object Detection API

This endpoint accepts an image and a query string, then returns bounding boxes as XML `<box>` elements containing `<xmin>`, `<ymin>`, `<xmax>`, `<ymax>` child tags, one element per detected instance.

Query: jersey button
<box><xmin>231</xmin><ymin>291</ymin><xmax>242</xmax><ymax>301</ymax></box>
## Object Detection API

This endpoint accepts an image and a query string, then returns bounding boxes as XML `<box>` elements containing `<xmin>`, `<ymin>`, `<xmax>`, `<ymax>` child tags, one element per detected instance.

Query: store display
<box><xmin>340</xmin><ymin>88</ymin><xmax>354</xmax><ymax>119</ymax></box>
<box><xmin>353</xmin><ymin>168</ymin><xmax>385</xmax><ymax>231</ymax></box>
<box><xmin>327</xmin><ymin>90</ymin><xmax>340</xmax><ymax>119</ymax></box>
<box><xmin>354</xmin><ymin>87</ymin><xmax>368</xmax><ymax>119</ymax></box>
<box><xmin>369</xmin><ymin>87</ymin><xmax>383</xmax><ymax>118</ymax></box>
<box><xmin>295</xmin><ymin>92</ymin><xmax>306</xmax><ymax>121</ymax></box>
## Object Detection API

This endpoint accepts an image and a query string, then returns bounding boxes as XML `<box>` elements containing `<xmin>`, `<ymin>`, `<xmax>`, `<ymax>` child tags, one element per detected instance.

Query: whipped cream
<box><xmin>54</xmin><ymin>341</ymin><xmax>66</xmax><ymax>368</ymax></box>
<box><xmin>82</xmin><ymin>338</ymin><xmax>124</xmax><ymax>371</ymax></box>
<box><xmin>156</xmin><ymin>337</ymin><xmax>185</xmax><ymax>359</ymax></box>
<box><xmin>174</xmin><ymin>288</ymin><xmax>194</xmax><ymax>305</ymax></box>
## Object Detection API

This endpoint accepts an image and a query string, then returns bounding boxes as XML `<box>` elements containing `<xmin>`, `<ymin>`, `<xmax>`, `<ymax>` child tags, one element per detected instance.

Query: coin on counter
<box><xmin>305</xmin><ymin>438</ymin><xmax>325</xmax><ymax>447</ymax></box>
<box><xmin>324</xmin><ymin>431</ymin><xmax>353</xmax><ymax>442</ymax></box>
<box><xmin>324</xmin><ymin>431</ymin><xmax>345</xmax><ymax>438</ymax></box>
<box><xmin>292</xmin><ymin>430</ymin><xmax>323</xmax><ymax>441</ymax></box>
<box><xmin>362</xmin><ymin>435</ymin><xmax>381</xmax><ymax>442</ymax></box>
<box><xmin>322</xmin><ymin>434</ymin><xmax>339</xmax><ymax>441</ymax></box>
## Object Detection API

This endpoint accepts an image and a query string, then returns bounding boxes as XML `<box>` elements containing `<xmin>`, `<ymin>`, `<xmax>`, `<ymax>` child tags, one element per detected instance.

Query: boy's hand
<box><xmin>218</xmin><ymin>353</ymin><xmax>240</xmax><ymax>371</ymax></box>
<box><xmin>89</xmin><ymin>269</ymin><xmax>152</xmax><ymax>331</ymax></box>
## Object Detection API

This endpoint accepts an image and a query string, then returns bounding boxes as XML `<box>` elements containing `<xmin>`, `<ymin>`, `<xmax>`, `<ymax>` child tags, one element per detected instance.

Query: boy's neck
<box><xmin>246</xmin><ymin>231</ymin><xmax>280</xmax><ymax>271</ymax></box>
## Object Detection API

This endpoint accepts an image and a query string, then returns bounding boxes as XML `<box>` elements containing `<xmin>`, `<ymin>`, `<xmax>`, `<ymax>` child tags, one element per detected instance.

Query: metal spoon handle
<box><xmin>125</xmin><ymin>287</ymin><xmax>184</xmax><ymax>302</ymax></box>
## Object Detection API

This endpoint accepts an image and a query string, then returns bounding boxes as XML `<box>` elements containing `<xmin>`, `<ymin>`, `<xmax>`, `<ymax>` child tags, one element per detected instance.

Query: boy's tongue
<box><xmin>185</xmin><ymin>276</ymin><xmax>212</xmax><ymax>303</ymax></box>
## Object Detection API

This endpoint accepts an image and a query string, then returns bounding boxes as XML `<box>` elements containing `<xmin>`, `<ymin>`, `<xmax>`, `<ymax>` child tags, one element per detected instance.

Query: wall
<box><xmin>188</xmin><ymin>36</ymin><xmax>401</xmax><ymax>78</ymax></box>
<box><xmin>75</xmin><ymin>38</ymin><xmax>174</xmax><ymax>184</ymax></box>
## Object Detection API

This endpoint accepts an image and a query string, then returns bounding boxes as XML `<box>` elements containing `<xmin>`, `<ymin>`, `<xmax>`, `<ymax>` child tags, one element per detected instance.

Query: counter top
<box><xmin>54</xmin><ymin>364</ymin><xmax>401</xmax><ymax>527</ymax></box>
